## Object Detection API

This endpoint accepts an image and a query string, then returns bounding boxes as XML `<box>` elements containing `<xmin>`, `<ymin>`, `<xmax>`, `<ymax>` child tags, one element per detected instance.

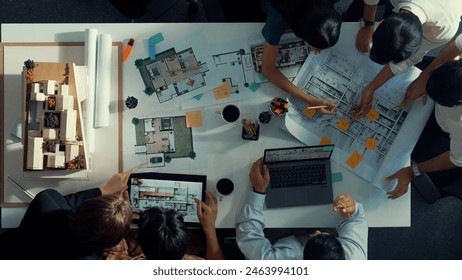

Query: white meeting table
<box><xmin>1</xmin><ymin>23</ymin><xmax>410</xmax><ymax>228</ymax></box>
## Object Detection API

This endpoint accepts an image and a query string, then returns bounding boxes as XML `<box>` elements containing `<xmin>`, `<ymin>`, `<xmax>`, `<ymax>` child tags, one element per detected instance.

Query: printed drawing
<box><xmin>130</xmin><ymin>178</ymin><xmax>201</xmax><ymax>221</ymax></box>
<box><xmin>212</xmin><ymin>49</ymin><xmax>254</xmax><ymax>94</ymax></box>
<box><xmin>132</xmin><ymin>116</ymin><xmax>195</xmax><ymax>168</ymax></box>
<box><xmin>249</xmin><ymin>33</ymin><xmax>310</xmax><ymax>82</ymax></box>
<box><xmin>136</xmin><ymin>47</ymin><xmax>210</xmax><ymax>103</ymax></box>
<box><xmin>251</xmin><ymin>39</ymin><xmax>309</xmax><ymax>73</ymax></box>
<box><xmin>180</xmin><ymin>48</ymin><xmax>257</xmax><ymax>109</ymax></box>
<box><xmin>290</xmin><ymin>50</ymin><xmax>409</xmax><ymax>169</ymax></box>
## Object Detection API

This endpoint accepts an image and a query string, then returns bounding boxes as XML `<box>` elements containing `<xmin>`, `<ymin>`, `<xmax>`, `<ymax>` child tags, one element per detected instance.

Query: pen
<box><xmin>122</xmin><ymin>38</ymin><xmax>135</xmax><ymax>62</ymax></box>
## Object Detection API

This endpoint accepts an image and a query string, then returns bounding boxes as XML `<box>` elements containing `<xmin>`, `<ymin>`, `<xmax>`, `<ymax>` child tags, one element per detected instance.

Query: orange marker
<box><xmin>122</xmin><ymin>38</ymin><xmax>135</xmax><ymax>62</ymax></box>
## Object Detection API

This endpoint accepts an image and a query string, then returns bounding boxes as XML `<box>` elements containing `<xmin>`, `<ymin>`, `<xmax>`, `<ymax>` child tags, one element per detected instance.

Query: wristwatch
<box><xmin>411</xmin><ymin>163</ymin><xmax>422</xmax><ymax>178</ymax></box>
<box><xmin>360</xmin><ymin>19</ymin><xmax>375</xmax><ymax>28</ymax></box>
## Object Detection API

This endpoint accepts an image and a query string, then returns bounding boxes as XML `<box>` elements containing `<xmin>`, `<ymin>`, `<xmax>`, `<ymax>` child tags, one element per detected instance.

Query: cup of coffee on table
<box><xmin>216</xmin><ymin>178</ymin><xmax>234</xmax><ymax>200</ymax></box>
<box><xmin>221</xmin><ymin>104</ymin><xmax>240</xmax><ymax>123</ymax></box>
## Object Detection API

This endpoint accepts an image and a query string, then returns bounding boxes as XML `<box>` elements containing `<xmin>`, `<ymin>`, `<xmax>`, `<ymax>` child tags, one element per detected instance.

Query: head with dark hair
<box><xmin>270</xmin><ymin>0</ymin><xmax>341</xmax><ymax>49</ymax></box>
<box><xmin>426</xmin><ymin>60</ymin><xmax>462</xmax><ymax>107</ymax></box>
<box><xmin>303</xmin><ymin>233</ymin><xmax>345</xmax><ymax>260</ymax></box>
<box><xmin>70</xmin><ymin>194</ymin><xmax>132</xmax><ymax>250</ymax></box>
<box><xmin>370</xmin><ymin>12</ymin><xmax>422</xmax><ymax>65</ymax></box>
<box><xmin>138</xmin><ymin>207</ymin><xmax>189</xmax><ymax>260</ymax></box>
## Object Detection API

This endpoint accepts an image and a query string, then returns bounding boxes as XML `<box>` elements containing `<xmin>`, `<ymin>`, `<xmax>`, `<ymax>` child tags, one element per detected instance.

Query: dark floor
<box><xmin>1</xmin><ymin>0</ymin><xmax>462</xmax><ymax>260</ymax></box>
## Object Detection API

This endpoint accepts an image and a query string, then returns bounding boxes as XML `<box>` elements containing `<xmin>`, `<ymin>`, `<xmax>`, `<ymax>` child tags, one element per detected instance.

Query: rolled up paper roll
<box><xmin>84</xmin><ymin>28</ymin><xmax>98</xmax><ymax>152</ymax></box>
<box><xmin>94</xmin><ymin>33</ymin><xmax>112</xmax><ymax>128</ymax></box>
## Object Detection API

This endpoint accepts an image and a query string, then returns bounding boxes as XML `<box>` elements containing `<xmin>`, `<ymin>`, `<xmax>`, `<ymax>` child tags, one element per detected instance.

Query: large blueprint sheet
<box><xmin>285</xmin><ymin>25</ymin><xmax>434</xmax><ymax>191</ymax></box>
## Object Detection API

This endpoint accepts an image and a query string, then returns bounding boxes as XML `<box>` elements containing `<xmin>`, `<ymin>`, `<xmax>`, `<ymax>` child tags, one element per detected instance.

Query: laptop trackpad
<box><xmin>285</xmin><ymin>189</ymin><xmax>309</xmax><ymax>205</ymax></box>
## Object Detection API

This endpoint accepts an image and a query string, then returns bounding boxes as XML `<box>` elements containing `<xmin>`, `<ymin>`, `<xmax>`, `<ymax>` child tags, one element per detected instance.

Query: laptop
<box><xmin>128</xmin><ymin>172</ymin><xmax>206</xmax><ymax>227</ymax></box>
<box><xmin>263</xmin><ymin>145</ymin><xmax>335</xmax><ymax>208</ymax></box>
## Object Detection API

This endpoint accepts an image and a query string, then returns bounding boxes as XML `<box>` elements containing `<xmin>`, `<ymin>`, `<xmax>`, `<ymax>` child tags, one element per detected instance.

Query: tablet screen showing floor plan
<box><xmin>129</xmin><ymin>173</ymin><xmax>206</xmax><ymax>224</ymax></box>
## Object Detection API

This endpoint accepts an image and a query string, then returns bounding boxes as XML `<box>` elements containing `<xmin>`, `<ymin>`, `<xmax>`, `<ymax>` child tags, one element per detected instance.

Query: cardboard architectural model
<box><xmin>23</xmin><ymin>61</ymin><xmax>88</xmax><ymax>172</ymax></box>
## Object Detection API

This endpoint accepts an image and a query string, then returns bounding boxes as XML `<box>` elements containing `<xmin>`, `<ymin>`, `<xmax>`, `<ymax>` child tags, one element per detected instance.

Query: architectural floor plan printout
<box><xmin>285</xmin><ymin>30</ymin><xmax>434</xmax><ymax>191</ymax></box>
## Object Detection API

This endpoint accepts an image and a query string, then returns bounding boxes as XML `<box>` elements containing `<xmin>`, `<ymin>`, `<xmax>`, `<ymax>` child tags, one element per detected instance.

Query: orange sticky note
<box><xmin>346</xmin><ymin>151</ymin><xmax>363</xmax><ymax>169</ymax></box>
<box><xmin>365</xmin><ymin>137</ymin><xmax>378</xmax><ymax>150</ymax></box>
<box><xmin>185</xmin><ymin>110</ymin><xmax>203</xmax><ymax>128</ymax></box>
<box><xmin>366</xmin><ymin>108</ymin><xmax>379</xmax><ymax>122</ymax></box>
<box><xmin>337</xmin><ymin>118</ymin><xmax>351</xmax><ymax>131</ymax></box>
<box><xmin>303</xmin><ymin>107</ymin><xmax>316</xmax><ymax>118</ymax></box>
<box><xmin>320</xmin><ymin>136</ymin><xmax>332</xmax><ymax>145</ymax></box>
<box><xmin>213</xmin><ymin>81</ymin><xmax>231</xmax><ymax>100</ymax></box>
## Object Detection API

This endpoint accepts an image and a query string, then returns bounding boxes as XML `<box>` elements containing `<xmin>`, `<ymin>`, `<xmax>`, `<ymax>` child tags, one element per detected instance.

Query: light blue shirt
<box><xmin>236</xmin><ymin>191</ymin><xmax>368</xmax><ymax>260</ymax></box>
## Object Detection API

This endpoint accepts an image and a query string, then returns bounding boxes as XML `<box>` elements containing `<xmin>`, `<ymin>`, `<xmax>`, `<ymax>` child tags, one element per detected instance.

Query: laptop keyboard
<box><xmin>270</xmin><ymin>164</ymin><xmax>327</xmax><ymax>188</ymax></box>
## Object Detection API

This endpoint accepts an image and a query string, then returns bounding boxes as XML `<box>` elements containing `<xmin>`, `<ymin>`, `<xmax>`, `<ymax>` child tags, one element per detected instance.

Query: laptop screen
<box><xmin>264</xmin><ymin>145</ymin><xmax>334</xmax><ymax>164</ymax></box>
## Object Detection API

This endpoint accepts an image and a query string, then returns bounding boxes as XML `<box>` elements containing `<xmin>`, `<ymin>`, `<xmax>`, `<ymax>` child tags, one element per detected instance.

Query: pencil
<box><xmin>7</xmin><ymin>176</ymin><xmax>35</xmax><ymax>199</ymax></box>
<box><xmin>305</xmin><ymin>105</ymin><xmax>328</xmax><ymax>110</ymax></box>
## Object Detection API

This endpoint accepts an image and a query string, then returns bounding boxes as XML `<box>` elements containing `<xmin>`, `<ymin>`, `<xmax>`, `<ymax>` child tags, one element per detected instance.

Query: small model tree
<box><xmin>189</xmin><ymin>151</ymin><xmax>196</xmax><ymax>160</ymax></box>
<box><xmin>164</xmin><ymin>155</ymin><xmax>172</xmax><ymax>163</ymax></box>
<box><xmin>132</xmin><ymin>117</ymin><xmax>140</xmax><ymax>125</ymax></box>
<box><xmin>24</xmin><ymin>59</ymin><xmax>36</xmax><ymax>83</ymax></box>
<box><xmin>134</xmin><ymin>59</ymin><xmax>143</xmax><ymax>69</ymax></box>
<box><xmin>125</xmin><ymin>96</ymin><xmax>138</xmax><ymax>109</ymax></box>
<box><xmin>144</xmin><ymin>87</ymin><xmax>154</xmax><ymax>96</ymax></box>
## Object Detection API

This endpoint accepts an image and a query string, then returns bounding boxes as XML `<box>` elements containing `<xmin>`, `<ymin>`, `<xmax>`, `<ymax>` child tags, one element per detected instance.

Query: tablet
<box><xmin>128</xmin><ymin>172</ymin><xmax>207</xmax><ymax>225</ymax></box>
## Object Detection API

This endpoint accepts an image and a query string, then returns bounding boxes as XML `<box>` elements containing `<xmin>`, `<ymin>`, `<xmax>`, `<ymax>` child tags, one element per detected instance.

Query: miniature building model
<box><xmin>23</xmin><ymin>62</ymin><xmax>88</xmax><ymax>173</ymax></box>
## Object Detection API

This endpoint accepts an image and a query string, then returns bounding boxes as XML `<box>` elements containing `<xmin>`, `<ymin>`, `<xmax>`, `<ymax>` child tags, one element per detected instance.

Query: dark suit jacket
<box><xmin>0</xmin><ymin>188</ymin><xmax>102</xmax><ymax>260</ymax></box>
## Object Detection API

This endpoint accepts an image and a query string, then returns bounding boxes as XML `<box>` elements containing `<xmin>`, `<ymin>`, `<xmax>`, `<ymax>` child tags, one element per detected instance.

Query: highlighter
<box><xmin>122</xmin><ymin>38</ymin><xmax>135</xmax><ymax>62</ymax></box>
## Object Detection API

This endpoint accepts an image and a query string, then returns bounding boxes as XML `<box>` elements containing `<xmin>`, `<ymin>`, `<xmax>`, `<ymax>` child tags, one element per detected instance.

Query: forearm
<box><xmin>366</xmin><ymin>64</ymin><xmax>394</xmax><ymax>92</ymax></box>
<box><xmin>363</xmin><ymin>2</ymin><xmax>378</xmax><ymax>21</ymax></box>
<box><xmin>203</xmin><ymin>229</ymin><xmax>224</xmax><ymax>260</ymax></box>
<box><xmin>264</xmin><ymin>69</ymin><xmax>316</xmax><ymax>103</ymax></box>
<box><xmin>336</xmin><ymin>202</ymin><xmax>368</xmax><ymax>259</ymax></box>
<box><xmin>236</xmin><ymin>192</ymin><xmax>275</xmax><ymax>259</ymax></box>
<box><xmin>262</xmin><ymin>42</ymin><xmax>316</xmax><ymax>104</ymax></box>
<box><xmin>416</xmin><ymin>151</ymin><xmax>457</xmax><ymax>173</ymax></box>
<box><xmin>419</xmin><ymin>42</ymin><xmax>462</xmax><ymax>81</ymax></box>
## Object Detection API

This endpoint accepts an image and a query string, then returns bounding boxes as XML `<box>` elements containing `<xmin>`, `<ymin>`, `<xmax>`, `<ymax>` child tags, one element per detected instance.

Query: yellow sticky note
<box><xmin>320</xmin><ymin>136</ymin><xmax>332</xmax><ymax>145</ymax></box>
<box><xmin>185</xmin><ymin>110</ymin><xmax>203</xmax><ymax>128</ymax></box>
<box><xmin>366</xmin><ymin>108</ymin><xmax>379</xmax><ymax>122</ymax></box>
<box><xmin>213</xmin><ymin>81</ymin><xmax>231</xmax><ymax>100</ymax></box>
<box><xmin>303</xmin><ymin>108</ymin><xmax>316</xmax><ymax>118</ymax></box>
<box><xmin>337</xmin><ymin>118</ymin><xmax>351</xmax><ymax>131</ymax></box>
<box><xmin>345</xmin><ymin>151</ymin><xmax>363</xmax><ymax>169</ymax></box>
<box><xmin>365</xmin><ymin>137</ymin><xmax>378</xmax><ymax>150</ymax></box>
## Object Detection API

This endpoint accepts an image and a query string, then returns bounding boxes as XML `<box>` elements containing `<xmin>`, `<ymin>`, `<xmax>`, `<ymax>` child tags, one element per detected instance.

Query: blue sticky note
<box><xmin>249</xmin><ymin>82</ymin><xmax>261</xmax><ymax>92</ymax></box>
<box><xmin>149</xmin><ymin>45</ymin><xmax>156</xmax><ymax>60</ymax></box>
<box><xmin>148</xmin><ymin>33</ymin><xmax>164</xmax><ymax>59</ymax></box>
<box><xmin>323</xmin><ymin>145</ymin><xmax>335</xmax><ymax>151</ymax></box>
<box><xmin>149</xmin><ymin>33</ymin><xmax>164</xmax><ymax>46</ymax></box>
<box><xmin>258</xmin><ymin>73</ymin><xmax>266</xmax><ymax>81</ymax></box>
<box><xmin>193</xmin><ymin>93</ymin><xmax>204</xmax><ymax>101</ymax></box>
<box><xmin>332</xmin><ymin>172</ymin><xmax>343</xmax><ymax>183</ymax></box>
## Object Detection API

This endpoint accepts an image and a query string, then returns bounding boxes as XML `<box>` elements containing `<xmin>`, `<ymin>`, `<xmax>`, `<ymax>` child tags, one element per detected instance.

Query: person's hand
<box><xmin>99</xmin><ymin>169</ymin><xmax>133</xmax><ymax>196</ymax></box>
<box><xmin>309</xmin><ymin>98</ymin><xmax>337</xmax><ymax>115</ymax></box>
<box><xmin>318</xmin><ymin>99</ymin><xmax>337</xmax><ymax>114</ymax></box>
<box><xmin>195</xmin><ymin>191</ymin><xmax>218</xmax><ymax>234</ymax></box>
<box><xmin>400</xmin><ymin>75</ymin><xmax>428</xmax><ymax>108</ymax></box>
<box><xmin>352</xmin><ymin>87</ymin><xmax>374</xmax><ymax>118</ymax></box>
<box><xmin>386</xmin><ymin>166</ymin><xmax>413</xmax><ymax>199</ymax></box>
<box><xmin>356</xmin><ymin>27</ymin><xmax>374</xmax><ymax>53</ymax></box>
<box><xmin>249</xmin><ymin>157</ymin><xmax>270</xmax><ymax>193</ymax></box>
<box><xmin>332</xmin><ymin>194</ymin><xmax>356</xmax><ymax>219</ymax></box>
